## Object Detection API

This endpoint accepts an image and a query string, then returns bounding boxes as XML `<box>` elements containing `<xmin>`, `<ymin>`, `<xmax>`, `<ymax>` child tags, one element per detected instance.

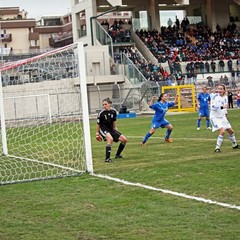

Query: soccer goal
<box><xmin>0</xmin><ymin>42</ymin><xmax>93</xmax><ymax>185</ymax></box>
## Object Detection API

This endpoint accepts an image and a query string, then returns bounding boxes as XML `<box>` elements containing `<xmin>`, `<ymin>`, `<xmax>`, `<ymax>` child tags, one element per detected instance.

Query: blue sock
<box><xmin>206</xmin><ymin>119</ymin><xmax>210</xmax><ymax>128</ymax></box>
<box><xmin>197</xmin><ymin>119</ymin><xmax>201</xmax><ymax>128</ymax></box>
<box><xmin>142</xmin><ymin>132</ymin><xmax>152</xmax><ymax>143</ymax></box>
<box><xmin>165</xmin><ymin>129</ymin><xmax>172</xmax><ymax>139</ymax></box>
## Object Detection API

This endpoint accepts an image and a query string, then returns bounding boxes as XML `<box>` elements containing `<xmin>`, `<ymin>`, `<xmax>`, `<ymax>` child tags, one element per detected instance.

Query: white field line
<box><xmin>127</xmin><ymin>136</ymin><xmax>217</xmax><ymax>141</ymax></box>
<box><xmin>91</xmin><ymin>173</ymin><xmax>240</xmax><ymax>211</ymax></box>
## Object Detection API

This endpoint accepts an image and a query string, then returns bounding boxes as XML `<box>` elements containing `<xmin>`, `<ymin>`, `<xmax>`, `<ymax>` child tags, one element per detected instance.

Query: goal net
<box><xmin>0</xmin><ymin>42</ymin><xmax>93</xmax><ymax>185</ymax></box>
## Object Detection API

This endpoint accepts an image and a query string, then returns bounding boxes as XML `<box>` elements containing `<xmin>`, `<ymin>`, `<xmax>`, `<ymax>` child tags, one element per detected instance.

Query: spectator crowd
<box><xmin>104</xmin><ymin>17</ymin><xmax>240</xmax><ymax>87</ymax></box>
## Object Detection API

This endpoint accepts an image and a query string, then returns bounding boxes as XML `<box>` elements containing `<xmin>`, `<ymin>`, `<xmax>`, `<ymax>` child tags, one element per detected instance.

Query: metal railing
<box><xmin>95</xmin><ymin>21</ymin><xmax>114</xmax><ymax>59</ymax></box>
<box><xmin>122</xmin><ymin>52</ymin><xmax>148</xmax><ymax>85</ymax></box>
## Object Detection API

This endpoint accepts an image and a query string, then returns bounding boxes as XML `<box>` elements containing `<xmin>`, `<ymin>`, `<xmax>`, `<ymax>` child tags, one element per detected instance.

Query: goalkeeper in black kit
<box><xmin>96</xmin><ymin>98</ymin><xmax>128</xmax><ymax>163</ymax></box>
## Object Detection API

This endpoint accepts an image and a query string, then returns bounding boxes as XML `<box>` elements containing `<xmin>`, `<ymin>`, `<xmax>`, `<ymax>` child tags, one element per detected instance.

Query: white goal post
<box><xmin>0</xmin><ymin>42</ymin><xmax>93</xmax><ymax>185</ymax></box>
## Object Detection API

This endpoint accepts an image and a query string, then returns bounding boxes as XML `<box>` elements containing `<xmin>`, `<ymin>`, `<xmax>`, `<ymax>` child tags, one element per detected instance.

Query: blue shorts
<box><xmin>151</xmin><ymin>119</ymin><xmax>170</xmax><ymax>129</ymax></box>
<box><xmin>199</xmin><ymin>108</ymin><xmax>209</xmax><ymax>117</ymax></box>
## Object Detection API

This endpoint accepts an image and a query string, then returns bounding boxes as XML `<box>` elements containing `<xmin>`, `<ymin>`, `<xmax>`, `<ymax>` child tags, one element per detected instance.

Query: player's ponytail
<box><xmin>158</xmin><ymin>93</ymin><xmax>164</xmax><ymax>102</ymax></box>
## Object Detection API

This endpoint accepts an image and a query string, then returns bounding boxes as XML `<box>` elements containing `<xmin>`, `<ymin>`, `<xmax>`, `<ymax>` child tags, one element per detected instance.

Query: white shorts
<box><xmin>210</xmin><ymin>117</ymin><xmax>232</xmax><ymax>132</ymax></box>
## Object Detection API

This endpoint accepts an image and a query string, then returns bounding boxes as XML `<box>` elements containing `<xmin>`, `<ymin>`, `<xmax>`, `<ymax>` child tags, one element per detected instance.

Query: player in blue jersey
<box><xmin>197</xmin><ymin>86</ymin><xmax>211</xmax><ymax>130</ymax></box>
<box><xmin>141</xmin><ymin>93</ymin><xmax>178</xmax><ymax>145</ymax></box>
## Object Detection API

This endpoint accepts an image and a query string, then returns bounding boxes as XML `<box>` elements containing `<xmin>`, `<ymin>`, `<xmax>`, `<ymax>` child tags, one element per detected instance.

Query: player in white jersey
<box><xmin>209</xmin><ymin>88</ymin><xmax>217</xmax><ymax>101</ymax></box>
<box><xmin>210</xmin><ymin>84</ymin><xmax>238</xmax><ymax>152</ymax></box>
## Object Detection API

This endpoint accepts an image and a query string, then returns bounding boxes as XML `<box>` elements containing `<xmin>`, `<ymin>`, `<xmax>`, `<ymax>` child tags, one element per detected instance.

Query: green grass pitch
<box><xmin>0</xmin><ymin>110</ymin><xmax>240</xmax><ymax>239</ymax></box>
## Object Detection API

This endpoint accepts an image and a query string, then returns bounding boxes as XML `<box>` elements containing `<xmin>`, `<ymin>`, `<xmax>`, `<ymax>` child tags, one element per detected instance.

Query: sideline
<box><xmin>92</xmin><ymin>173</ymin><xmax>240</xmax><ymax>211</ymax></box>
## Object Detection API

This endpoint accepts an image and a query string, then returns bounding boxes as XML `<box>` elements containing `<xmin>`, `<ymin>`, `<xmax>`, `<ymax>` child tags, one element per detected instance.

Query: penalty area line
<box><xmin>92</xmin><ymin>173</ymin><xmax>240</xmax><ymax>211</ymax></box>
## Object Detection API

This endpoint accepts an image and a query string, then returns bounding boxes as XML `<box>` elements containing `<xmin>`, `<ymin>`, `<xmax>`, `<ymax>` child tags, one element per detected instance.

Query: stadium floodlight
<box><xmin>107</xmin><ymin>0</ymin><xmax>122</xmax><ymax>7</ymax></box>
<box><xmin>0</xmin><ymin>42</ymin><xmax>93</xmax><ymax>185</ymax></box>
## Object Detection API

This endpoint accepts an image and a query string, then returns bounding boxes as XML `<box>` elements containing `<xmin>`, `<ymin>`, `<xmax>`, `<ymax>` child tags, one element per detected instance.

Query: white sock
<box><xmin>216</xmin><ymin>135</ymin><xmax>224</xmax><ymax>148</ymax></box>
<box><xmin>229</xmin><ymin>134</ymin><xmax>237</xmax><ymax>145</ymax></box>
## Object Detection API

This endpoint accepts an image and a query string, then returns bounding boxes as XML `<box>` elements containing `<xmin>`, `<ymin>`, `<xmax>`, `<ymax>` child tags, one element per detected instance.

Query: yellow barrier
<box><xmin>162</xmin><ymin>84</ymin><xmax>196</xmax><ymax>112</ymax></box>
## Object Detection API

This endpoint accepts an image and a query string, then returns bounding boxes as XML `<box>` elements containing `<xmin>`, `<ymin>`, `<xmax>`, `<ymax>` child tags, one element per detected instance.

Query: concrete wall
<box><xmin>85</xmin><ymin>45</ymin><xmax>111</xmax><ymax>76</ymax></box>
<box><xmin>3</xmin><ymin>78</ymin><xmax>81</xmax><ymax>121</ymax></box>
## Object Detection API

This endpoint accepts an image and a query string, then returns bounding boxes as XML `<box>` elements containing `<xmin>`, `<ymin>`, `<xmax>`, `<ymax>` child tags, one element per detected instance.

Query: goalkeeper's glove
<box><xmin>96</xmin><ymin>134</ymin><xmax>102</xmax><ymax>142</ymax></box>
